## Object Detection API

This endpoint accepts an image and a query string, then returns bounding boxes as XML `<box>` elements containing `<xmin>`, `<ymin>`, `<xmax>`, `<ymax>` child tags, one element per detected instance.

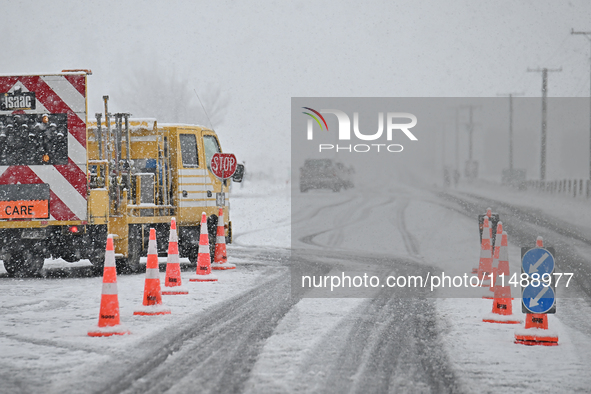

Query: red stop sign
<box><xmin>210</xmin><ymin>153</ymin><xmax>237</xmax><ymax>179</ymax></box>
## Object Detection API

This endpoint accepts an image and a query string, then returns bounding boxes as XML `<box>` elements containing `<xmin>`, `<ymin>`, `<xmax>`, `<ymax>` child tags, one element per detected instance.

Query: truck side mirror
<box><xmin>232</xmin><ymin>164</ymin><xmax>245</xmax><ymax>183</ymax></box>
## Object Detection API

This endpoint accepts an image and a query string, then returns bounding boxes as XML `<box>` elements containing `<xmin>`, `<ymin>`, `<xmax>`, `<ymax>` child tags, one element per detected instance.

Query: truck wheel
<box><xmin>23</xmin><ymin>252</ymin><xmax>44</xmax><ymax>276</ymax></box>
<box><xmin>126</xmin><ymin>225</ymin><xmax>142</xmax><ymax>274</ymax></box>
<box><xmin>88</xmin><ymin>249</ymin><xmax>105</xmax><ymax>274</ymax></box>
<box><xmin>3</xmin><ymin>254</ymin><xmax>19</xmax><ymax>277</ymax></box>
<box><xmin>207</xmin><ymin>216</ymin><xmax>218</xmax><ymax>263</ymax></box>
<box><xmin>3</xmin><ymin>251</ymin><xmax>43</xmax><ymax>277</ymax></box>
<box><xmin>226</xmin><ymin>222</ymin><xmax>232</xmax><ymax>244</ymax></box>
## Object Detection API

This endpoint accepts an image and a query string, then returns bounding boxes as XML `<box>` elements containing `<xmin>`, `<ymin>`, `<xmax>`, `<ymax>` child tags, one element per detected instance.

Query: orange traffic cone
<box><xmin>483</xmin><ymin>231</ymin><xmax>521</xmax><ymax>324</ymax></box>
<box><xmin>88</xmin><ymin>236</ymin><xmax>130</xmax><ymax>337</ymax></box>
<box><xmin>515</xmin><ymin>313</ymin><xmax>558</xmax><ymax>346</ymax></box>
<box><xmin>134</xmin><ymin>228</ymin><xmax>171</xmax><ymax>315</ymax></box>
<box><xmin>211</xmin><ymin>208</ymin><xmax>235</xmax><ymax>270</ymax></box>
<box><xmin>476</xmin><ymin>216</ymin><xmax>493</xmax><ymax>287</ymax></box>
<box><xmin>162</xmin><ymin>217</ymin><xmax>189</xmax><ymax>295</ymax></box>
<box><xmin>189</xmin><ymin>212</ymin><xmax>218</xmax><ymax>282</ymax></box>
<box><xmin>515</xmin><ymin>236</ymin><xmax>558</xmax><ymax>345</ymax></box>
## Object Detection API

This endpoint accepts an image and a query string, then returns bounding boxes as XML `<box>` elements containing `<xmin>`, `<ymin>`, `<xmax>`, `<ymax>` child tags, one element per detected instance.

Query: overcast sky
<box><xmin>2</xmin><ymin>0</ymin><xmax>590</xmax><ymax>180</ymax></box>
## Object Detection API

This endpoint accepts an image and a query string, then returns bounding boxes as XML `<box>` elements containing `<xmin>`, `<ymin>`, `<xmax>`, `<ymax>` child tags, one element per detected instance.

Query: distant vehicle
<box><xmin>300</xmin><ymin>159</ymin><xmax>354</xmax><ymax>192</ymax></box>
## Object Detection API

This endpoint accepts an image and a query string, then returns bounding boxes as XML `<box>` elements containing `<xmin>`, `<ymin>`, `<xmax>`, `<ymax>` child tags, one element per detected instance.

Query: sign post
<box><xmin>515</xmin><ymin>243</ymin><xmax>559</xmax><ymax>346</ymax></box>
<box><xmin>210</xmin><ymin>153</ymin><xmax>237</xmax><ymax>207</ymax></box>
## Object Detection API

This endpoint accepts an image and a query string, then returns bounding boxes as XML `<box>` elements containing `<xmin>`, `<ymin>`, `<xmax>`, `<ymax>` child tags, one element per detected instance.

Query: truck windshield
<box><xmin>203</xmin><ymin>135</ymin><xmax>221</xmax><ymax>169</ymax></box>
<box><xmin>0</xmin><ymin>114</ymin><xmax>68</xmax><ymax>166</ymax></box>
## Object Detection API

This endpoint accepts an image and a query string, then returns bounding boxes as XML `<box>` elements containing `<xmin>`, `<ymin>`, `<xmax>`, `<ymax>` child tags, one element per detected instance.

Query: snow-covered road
<box><xmin>1</xmin><ymin>182</ymin><xmax>591</xmax><ymax>393</ymax></box>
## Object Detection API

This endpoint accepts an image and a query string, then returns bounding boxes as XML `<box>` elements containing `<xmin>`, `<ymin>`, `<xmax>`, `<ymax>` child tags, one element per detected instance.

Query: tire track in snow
<box><xmin>391</xmin><ymin>198</ymin><xmax>421</xmax><ymax>257</ymax></box>
<box><xmin>232</xmin><ymin>195</ymin><xmax>356</xmax><ymax>246</ymax></box>
<box><xmin>0</xmin><ymin>333</ymin><xmax>112</xmax><ymax>356</ymax></box>
<box><xmin>298</xmin><ymin>196</ymin><xmax>396</xmax><ymax>248</ymax></box>
<box><xmin>230</xmin><ymin>245</ymin><xmax>291</xmax><ymax>267</ymax></box>
<box><xmin>298</xmin><ymin>260</ymin><xmax>460</xmax><ymax>394</ymax></box>
<box><xmin>291</xmin><ymin>194</ymin><xmax>460</xmax><ymax>392</ymax></box>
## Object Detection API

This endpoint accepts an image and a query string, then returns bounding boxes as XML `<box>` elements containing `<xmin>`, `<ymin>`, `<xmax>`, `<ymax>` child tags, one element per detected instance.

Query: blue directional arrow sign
<box><xmin>522</xmin><ymin>284</ymin><xmax>555</xmax><ymax>313</ymax></box>
<box><xmin>522</xmin><ymin>247</ymin><xmax>555</xmax><ymax>276</ymax></box>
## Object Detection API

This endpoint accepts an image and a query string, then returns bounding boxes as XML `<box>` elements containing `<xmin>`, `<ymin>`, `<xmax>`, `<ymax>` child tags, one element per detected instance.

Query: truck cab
<box><xmin>86</xmin><ymin>119</ymin><xmax>237</xmax><ymax>273</ymax></box>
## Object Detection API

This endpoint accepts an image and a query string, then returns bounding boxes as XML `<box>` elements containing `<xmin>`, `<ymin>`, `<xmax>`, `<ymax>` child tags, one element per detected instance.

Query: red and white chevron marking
<box><xmin>0</xmin><ymin>74</ymin><xmax>87</xmax><ymax>221</ymax></box>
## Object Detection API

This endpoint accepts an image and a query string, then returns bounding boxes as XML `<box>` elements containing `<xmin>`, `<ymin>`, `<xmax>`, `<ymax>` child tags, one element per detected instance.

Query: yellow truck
<box><xmin>0</xmin><ymin>71</ymin><xmax>243</xmax><ymax>276</ymax></box>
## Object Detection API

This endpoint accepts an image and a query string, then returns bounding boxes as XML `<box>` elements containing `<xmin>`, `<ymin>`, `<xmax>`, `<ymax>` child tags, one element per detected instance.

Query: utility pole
<box><xmin>571</xmin><ymin>29</ymin><xmax>591</xmax><ymax>180</ymax></box>
<box><xmin>461</xmin><ymin>105</ymin><xmax>480</xmax><ymax>160</ymax></box>
<box><xmin>442</xmin><ymin>122</ymin><xmax>449</xmax><ymax>187</ymax></box>
<box><xmin>455</xmin><ymin>108</ymin><xmax>460</xmax><ymax>180</ymax></box>
<box><xmin>468</xmin><ymin>106</ymin><xmax>474</xmax><ymax>160</ymax></box>
<box><xmin>497</xmin><ymin>92</ymin><xmax>525</xmax><ymax>171</ymax></box>
<box><xmin>455</xmin><ymin>105</ymin><xmax>480</xmax><ymax>180</ymax></box>
<box><xmin>527</xmin><ymin>67</ymin><xmax>562</xmax><ymax>181</ymax></box>
<box><xmin>442</xmin><ymin>122</ymin><xmax>446</xmax><ymax>167</ymax></box>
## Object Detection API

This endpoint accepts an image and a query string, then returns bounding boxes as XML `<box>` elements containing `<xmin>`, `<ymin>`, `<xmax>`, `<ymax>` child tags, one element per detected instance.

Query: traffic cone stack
<box><xmin>486</xmin><ymin>207</ymin><xmax>493</xmax><ymax>239</ymax></box>
<box><xmin>476</xmin><ymin>216</ymin><xmax>493</xmax><ymax>287</ymax></box>
<box><xmin>211</xmin><ymin>208</ymin><xmax>235</xmax><ymax>270</ymax></box>
<box><xmin>162</xmin><ymin>217</ymin><xmax>189</xmax><ymax>295</ymax></box>
<box><xmin>88</xmin><ymin>236</ymin><xmax>130</xmax><ymax>337</ymax></box>
<box><xmin>492</xmin><ymin>222</ymin><xmax>502</xmax><ymax>261</ymax></box>
<box><xmin>485</xmin><ymin>222</ymin><xmax>504</xmax><ymax>298</ymax></box>
<box><xmin>134</xmin><ymin>228</ymin><xmax>171</xmax><ymax>315</ymax></box>
<box><xmin>473</xmin><ymin>209</ymin><xmax>494</xmax><ymax>275</ymax></box>
<box><xmin>515</xmin><ymin>236</ymin><xmax>559</xmax><ymax>346</ymax></box>
<box><xmin>189</xmin><ymin>212</ymin><xmax>218</xmax><ymax>282</ymax></box>
<box><xmin>483</xmin><ymin>231</ymin><xmax>521</xmax><ymax>324</ymax></box>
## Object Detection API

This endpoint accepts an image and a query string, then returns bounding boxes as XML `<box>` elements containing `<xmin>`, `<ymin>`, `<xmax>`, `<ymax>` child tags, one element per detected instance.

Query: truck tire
<box><xmin>86</xmin><ymin>225</ymin><xmax>108</xmax><ymax>274</ymax></box>
<box><xmin>226</xmin><ymin>222</ymin><xmax>232</xmax><ymax>244</ymax></box>
<box><xmin>24</xmin><ymin>253</ymin><xmax>44</xmax><ymax>276</ymax></box>
<box><xmin>3</xmin><ymin>254</ymin><xmax>19</xmax><ymax>277</ymax></box>
<box><xmin>126</xmin><ymin>224</ymin><xmax>143</xmax><ymax>274</ymax></box>
<box><xmin>3</xmin><ymin>250</ymin><xmax>44</xmax><ymax>277</ymax></box>
<box><xmin>88</xmin><ymin>249</ymin><xmax>105</xmax><ymax>273</ymax></box>
<box><xmin>207</xmin><ymin>215</ymin><xmax>218</xmax><ymax>263</ymax></box>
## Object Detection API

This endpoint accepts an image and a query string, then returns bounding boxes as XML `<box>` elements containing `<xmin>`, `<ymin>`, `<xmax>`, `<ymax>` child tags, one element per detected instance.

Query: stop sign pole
<box><xmin>211</xmin><ymin>153</ymin><xmax>237</xmax><ymax>206</ymax></box>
